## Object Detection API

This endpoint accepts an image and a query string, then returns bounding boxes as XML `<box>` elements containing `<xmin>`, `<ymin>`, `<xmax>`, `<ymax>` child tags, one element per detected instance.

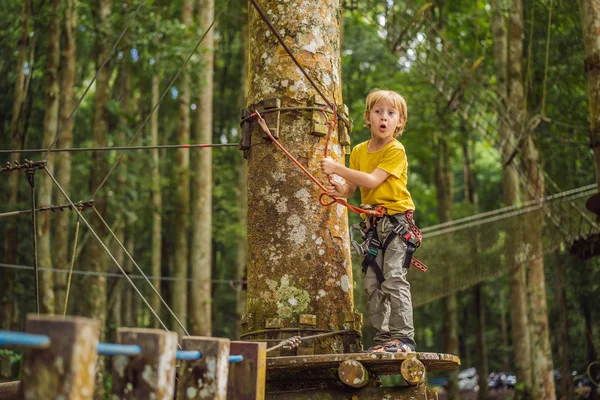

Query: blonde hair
<box><xmin>364</xmin><ymin>89</ymin><xmax>408</xmax><ymax>137</ymax></box>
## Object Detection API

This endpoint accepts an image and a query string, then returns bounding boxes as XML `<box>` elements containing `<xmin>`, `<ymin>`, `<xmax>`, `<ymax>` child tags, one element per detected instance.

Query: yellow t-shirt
<box><xmin>349</xmin><ymin>139</ymin><xmax>415</xmax><ymax>215</ymax></box>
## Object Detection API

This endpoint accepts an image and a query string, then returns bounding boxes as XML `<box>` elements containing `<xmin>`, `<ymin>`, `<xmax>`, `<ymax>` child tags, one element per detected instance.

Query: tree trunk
<box><xmin>245</xmin><ymin>0</ymin><xmax>361</xmax><ymax>354</ymax></box>
<box><xmin>491</xmin><ymin>0</ymin><xmax>532</xmax><ymax>392</ymax></box>
<box><xmin>190</xmin><ymin>0</ymin><xmax>214</xmax><ymax>337</ymax></box>
<box><xmin>499</xmin><ymin>288</ymin><xmax>510</xmax><ymax>372</ymax></box>
<box><xmin>235</xmin><ymin>0</ymin><xmax>249</xmax><ymax>341</ymax></box>
<box><xmin>553</xmin><ymin>250</ymin><xmax>574</xmax><ymax>400</ymax></box>
<box><xmin>1</xmin><ymin>0</ymin><xmax>29</xmax><ymax>331</ymax></box>
<box><xmin>173</xmin><ymin>0</ymin><xmax>193</xmax><ymax>336</ymax></box>
<box><xmin>580</xmin><ymin>0</ymin><xmax>600</xmax><ymax>189</ymax></box>
<box><xmin>150</xmin><ymin>56</ymin><xmax>162</xmax><ymax>329</ymax></box>
<box><xmin>37</xmin><ymin>0</ymin><xmax>61</xmax><ymax>314</ymax></box>
<box><xmin>508</xmin><ymin>1</ymin><xmax>555</xmax><ymax>398</ymax></box>
<box><xmin>54</xmin><ymin>0</ymin><xmax>78</xmax><ymax>315</ymax></box>
<box><xmin>81</xmin><ymin>0</ymin><xmax>112</xmax><ymax>395</ymax></box>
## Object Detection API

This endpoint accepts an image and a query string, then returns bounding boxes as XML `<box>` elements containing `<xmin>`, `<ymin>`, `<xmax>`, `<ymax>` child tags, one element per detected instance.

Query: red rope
<box><xmin>252</xmin><ymin>110</ymin><xmax>384</xmax><ymax>217</ymax></box>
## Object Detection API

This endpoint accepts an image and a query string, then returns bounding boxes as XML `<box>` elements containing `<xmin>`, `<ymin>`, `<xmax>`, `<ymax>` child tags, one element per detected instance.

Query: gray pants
<box><xmin>363</xmin><ymin>213</ymin><xmax>415</xmax><ymax>345</ymax></box>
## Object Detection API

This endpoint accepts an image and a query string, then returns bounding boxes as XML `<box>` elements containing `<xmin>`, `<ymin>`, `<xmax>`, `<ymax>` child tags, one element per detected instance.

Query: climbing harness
<box><xmin>351</xmin><ymin>209</ymin><xmax>428</xmax><ymax>282</ymax></box>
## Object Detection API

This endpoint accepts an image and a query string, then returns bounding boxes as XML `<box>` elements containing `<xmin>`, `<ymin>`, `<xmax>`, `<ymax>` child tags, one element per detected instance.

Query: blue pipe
<box><xmin>97</xmin><ymin>343</ymin><xmax>141</xmax><ymax>356</ymax></box>
<box><xmin>0</xmin><ymin>330</ymin><xmax>50</xmax><ymax>349</ymax></box>
<box><xmin>176</xmin><ymin>350</ymin><xmax>202</xmax><ymax>360</ymax></box>
<box><xmin>229</xmin><ymin>355</ymin><xmax>243</xmax><ymax>363</ymax></box>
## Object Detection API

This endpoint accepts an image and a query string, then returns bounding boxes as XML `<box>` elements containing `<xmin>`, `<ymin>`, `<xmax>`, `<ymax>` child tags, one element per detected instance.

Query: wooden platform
<box><xmin>267</xmin><ymin>352</ymin><xmax>460</xmax><ymax>376</ymax></box>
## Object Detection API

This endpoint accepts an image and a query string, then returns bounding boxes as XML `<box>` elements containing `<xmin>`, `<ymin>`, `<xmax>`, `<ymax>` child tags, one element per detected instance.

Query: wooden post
<box><xmin>21</xmin><ymin>314</ymin><xmax>99</xmax><ymax>400</ymax></box>
<box><xmin>177</xmin><ymin>336</ymin><xmax>231</xmax><ymax>400</ymax></box>
<box><xmin>111</xmin><ymin>328</ymin><xmax>177</xmax><ymax>400</ymax></box>
<box><xmin>227</xmin><ymin>342</ymin><xmax>266</xmax><ymax>400</ymax></box>
<box><xmin>400</xmin><ymin>357</ymin><xmax>427</xmax><ymax>386</ymax></box>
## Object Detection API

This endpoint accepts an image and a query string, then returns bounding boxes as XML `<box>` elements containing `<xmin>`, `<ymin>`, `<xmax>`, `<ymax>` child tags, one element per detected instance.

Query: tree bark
<box><xmin>54</xmin><ymin>0</ymin><xmax>78</xmax><ymax>315</ymax></box>
<box><xmin>190</xmin><ymin>0</ymin><xmax>215</xmax><ymax>337</ymax></box>
<box><xmin>245</xmin><ymin>0</ymin><xmax>361</xmax><ymax>354</ymax></box>
<box><xmin>2</xmin><ymin>0</ymin><xmax>30</xmax><ymax>331</ymax></box>
<box><xmin>81</xmin><ymin>0</ymin><xmax>112</xmax><ymax>395</ymax></box>
<box><xmin>37</xmin><ymin>0</ymin><xmax>62</xmax><ymax>314</ymax></box>
<box><xmin>491</xmin><ymin>0</ymin><xmax>532</xmax><ymax>393</ymax></box>
<box><xmin>580</xmin><ymin>0</ymin><xmax>600</xmax><ymax>190</ymax></box>
<box><xmin>150</xmin><ymin>53</ymin><xmax>162</xmax><ymax>329</ymax></box>
<box><xmin>235</xmin><ymin>0</ymin><xmax>249</xmax><ymax>340</ymax></box>
<box><xmin>553</xmin><ymin>250</ymin><xmax>574</xmax><ymax>400</ymax></box>
<box><xmin>173</xmin><ymin>0</ymin><xmax>194</xmax><ymax>336</ymax></box>
<box><xmin>508</xmin><ymin>1</ymin><xmax>555</xmax><ymax>398</ymax></box>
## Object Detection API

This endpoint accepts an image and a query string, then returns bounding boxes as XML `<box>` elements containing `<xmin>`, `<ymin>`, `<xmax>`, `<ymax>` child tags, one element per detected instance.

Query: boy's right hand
<box><xmin>325</xmin><ymin>182</ymin><xmax>345</xmax><ymax>198</ymax></box>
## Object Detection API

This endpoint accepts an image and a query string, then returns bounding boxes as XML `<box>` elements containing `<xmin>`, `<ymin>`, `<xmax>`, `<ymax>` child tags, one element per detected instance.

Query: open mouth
<box><xmin>379</xmin><ymin>123</ymin><xmax>387</xmax><ymax>131</ymax></box>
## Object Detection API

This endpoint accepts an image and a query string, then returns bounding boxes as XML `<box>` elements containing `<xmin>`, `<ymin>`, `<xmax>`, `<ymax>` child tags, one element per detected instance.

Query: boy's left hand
<box><xmin>320</xmin><ymin>157</ymin><xmax>338</xmax><ymax>175</ymax></box>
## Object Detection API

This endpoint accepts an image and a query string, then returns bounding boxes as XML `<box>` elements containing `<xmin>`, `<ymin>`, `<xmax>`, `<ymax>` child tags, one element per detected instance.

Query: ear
<box><xmin>364</xmin><ymin>111</ymin><xmax>370</xmax><ymax>126</ymax></box>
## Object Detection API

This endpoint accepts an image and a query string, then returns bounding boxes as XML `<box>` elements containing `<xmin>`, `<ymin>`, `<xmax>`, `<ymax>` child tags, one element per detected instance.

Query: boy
<box><xmin>319</xmin><ymin>88</ymin><xmax>419</xmax><ymax>353</ymax></box>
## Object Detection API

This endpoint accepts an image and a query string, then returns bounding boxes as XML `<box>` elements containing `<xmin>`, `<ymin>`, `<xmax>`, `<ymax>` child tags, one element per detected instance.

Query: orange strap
<box><xmin>252</xmin><ymin>110</ymin><xmax>384</xmax><ymax>218</ymax></box>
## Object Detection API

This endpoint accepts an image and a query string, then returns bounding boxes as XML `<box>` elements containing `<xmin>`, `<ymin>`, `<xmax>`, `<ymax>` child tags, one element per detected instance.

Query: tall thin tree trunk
<box><xmin>173</xmin><ymin>0</ymin><xmax>193</xmax><ymax>336</ymax></box>
<box><xmin>190</xmin><ymin>0</ymin><xmax>215</xmax><ymax>337</ymax></box>
<box><xmin>508</xmin><ymin>1</ymin><xmax>555</xmax><ymax>398</ymax></box>
<box><xmin>491</xmin><ymin>0</ymin><xmax>532</xmax><ymax>393</ymax></box>
<box><xmin>82</xmin><ymin>0</ymin><xmax>112</xmax><ymax>395</ymax></box>
<box><xmin>553</xmin><ymin>250</ymin><xmax>574</xmax><ymax>400</ymax></box>
<box><xmin>435</xmin><ymin>126</ymin><xmax>458</xmax><ymax>399</ymax></box>
<box><xmin>2</xmin><ymin>0</ymin><xmax>29</xmax><ymax>330</ymax></box>
<box><xmin>235</xmin><ymin>0</ymin><xmax>249</xmax><ymax>340</ymax></box>
<box><xmin>150</xmin><ymin>57</ymin><xmax>162</xmax><ymax>329</ymax></box>
<box><xmin>580</xmin><ymin>0</ymin><xmax>600</xmax><ymax>190</ymax></box>
<box><xmin>499</xmin><ymin>288</ymin><xmax>510</xmax><ymax>372</ymax></box>
<box><xmin>111</xmin><ymin>0</ymin><xmax>132</xmax><ymax>335</ymax></box>
<box><xmin>54</xmin><ymin>0</ymin><xmax>78</xmax><ymax>315</ymax></box>
<box><xmin>38</xmin><ymin>0</ymin><xmax>61</xmax><ymax>314</ymax></box>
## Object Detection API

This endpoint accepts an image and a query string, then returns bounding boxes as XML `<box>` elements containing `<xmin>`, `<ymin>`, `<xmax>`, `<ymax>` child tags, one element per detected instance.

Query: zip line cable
<box><xmin>42</xmin><ymin>1</ymin><xmax>147</xmax><ymax>161</ymax></box>
<box><xmin>44</xmin><ymin>166</ymin><xmax>177</xmax><ymax>337</ymax></box>
<box><xmin>91</xmin><ymin>0</ymin><xmax>232</xmax><ymax>199</ymax></box>
<box><xmin>0</xmin><ymin>263</ymin><xmax>246</xmax><ymax>284</ymax></box>
<box><xmin>1</xmin><ymin>143</ymin><xmax>239</xmax><ymax>154</ymax></box>
<box><xmin>92</xmin><ymin>206</ymin><xmax>189</xmax><ymax>336</ymax></box>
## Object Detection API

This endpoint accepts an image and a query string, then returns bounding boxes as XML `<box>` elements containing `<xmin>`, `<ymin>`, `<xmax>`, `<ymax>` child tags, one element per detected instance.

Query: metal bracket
<box><xmin>309</xmin><ymin>95</ymin><xmax>329</xmax><ymax>137</ymax></box>
<box><xmin>239</xmin><ymin>109</ymin><xmax>252</xmax><ymax>158</ymax></box>
<box><xmin>337</xmin><ymin>104</ymin><xmax>352</xmax><ymax>155</ymax></box>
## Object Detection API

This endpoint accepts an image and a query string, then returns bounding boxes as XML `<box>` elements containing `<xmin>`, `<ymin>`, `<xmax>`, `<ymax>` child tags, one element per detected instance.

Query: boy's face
<box><xmin>364</xmin><ymin>99</ymin><xmax>403</xmax><ymax>140</ymax></box>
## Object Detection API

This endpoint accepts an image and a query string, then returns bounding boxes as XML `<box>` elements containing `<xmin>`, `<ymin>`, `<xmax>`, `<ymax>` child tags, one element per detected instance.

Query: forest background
<box><xmin>0</xmin><ymin>0</ymin><xmax>598</xmax><ymax>398</ymax></box>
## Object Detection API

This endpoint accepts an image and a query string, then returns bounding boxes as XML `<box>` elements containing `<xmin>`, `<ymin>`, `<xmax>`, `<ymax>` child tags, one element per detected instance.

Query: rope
<box><xmin>1</xmin><ymin>143</ymin><xmax>238</xmax><ymax>155</ymax></box>
<box><xmin>92</xmin><ymin>206</ymin><xmax>190</xmax><ymax>336</ymax></box>
<box><xmin>253</xmin><ymin>112</ymin><xmax>384</xmax><ymax>217</ymax></box>
<box><xmin>265</xmin><ymin>329</ymin><xmax>360</xmax><ymax>353</ymax></box>
<box><xmin>63</xmin><ymin>215</ymin><xmax>81</xmax><ymax>316</ymax></box>
<box><xmin>0</xmin><ymin>200</ymin><xmax>93</xmax><ymax>219</ymax></box>
<box><xmin>43</xmin><ymin>1</ymin><xmax>146</xmax><ymax>161</ymax></box>
<box><xmin>91</xmin><ymin>0</ymin><xmax>232</xmax><ymax>199</ymax></box>
<box><xmin>0</xmin><ymin>262</ymin><xmax>246</xmax><ymax>284</ymax></box>
<box><xmin>588</xmin><ymin>360</ymin><xmax>600</xmax><ymax>387</ymax></box>
<box><xmin>44</xmin><ymin>167</ymin><xmax>177</xmax><ymax>339</ymax></box>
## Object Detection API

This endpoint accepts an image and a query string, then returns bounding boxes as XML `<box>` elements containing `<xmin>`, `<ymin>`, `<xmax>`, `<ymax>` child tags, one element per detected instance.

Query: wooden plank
<box><xmin>266</xmin><ymin>352</ymin><xmax>460</xmax><ymax>375</ymax></box>
<box><xmin>177</xmin><ymin>336</ymin><xmax>230</xmax><ymax>400</ymax></box>
<box><xmin>227</xmin><ymin>341</ymin><xmax>266</xmax><ymax>400</ymax></box>
<box><xmin>21</xmin><ymin>314</ymin><xmax>99</xmax><ymax>400</ymax></box>
<box><xmin>111</xmin><ymin>328</ymin><xmax>177</xmax><ymax>400</ymax></box>
<box><xmin>0</xmin><ymin>381</ymin><xmax>22</xmax><ymax>400</ymax></box>
<box><xmin>266</xmin><ymin>385</ymin><xmax>432</xmax><ymax>399</ymax></box>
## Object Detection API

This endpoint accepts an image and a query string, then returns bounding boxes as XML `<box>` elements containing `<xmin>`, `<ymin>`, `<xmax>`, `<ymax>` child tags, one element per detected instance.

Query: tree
<box><xmin>507</xmin><ymin>0</ymin><xmax>555</xmax><ymax>398</ymax></box>
<box><xmin>173</xmin><ymin>0</ymin><xmax>193</xmax><ymax>336</ymax></box>
<box><xmin>491</xmin><ymin>0</ymin><xmax>533</xmax><ymax>392</ymax></box>
<box><xmin>580</xmin><ymin>0</ymin><xmax>600</xmax><ymax>190</ymax></box>
<box><xmin>2</xmin><ymin>0</ymin><xmax>30</xmax><ymax>330</ymax></box>
<box><xmin>244</xmin><ymin>0</ymin><xmax>361</xmax><ymax>354</ymax></box>
<box><xmin>54</xmin><ymin>0</ymin><xmax>78</xmax><ymax>315</ymax></box>
<box><xmin>37</xmin><ymin>0</ymin><xmax>61</xmax><ymax>314</ymax></box>
<box><xmin>190</xmin><ymin>0</ymin><xmax>215</xmax><ymax>337</ymax></box>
